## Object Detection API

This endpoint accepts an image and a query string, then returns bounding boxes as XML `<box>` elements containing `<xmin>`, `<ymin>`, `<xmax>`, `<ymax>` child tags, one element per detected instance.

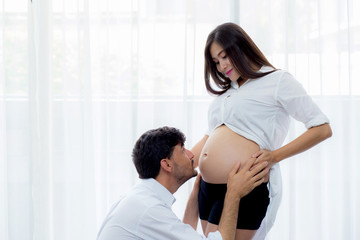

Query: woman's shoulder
<box><xmin>260</xmin><ymin>66</ymin><xmax>287</xmax><ymax>76</ymax></box>
<box><xmin>250</xmin><ymin>67</ymin><xmax>287</xmax><ymax>85</ymax></box>
<box><xmin>259</xmin><ymin>67</ymin><xmax>297</xmax><ymax>83</ymax></box>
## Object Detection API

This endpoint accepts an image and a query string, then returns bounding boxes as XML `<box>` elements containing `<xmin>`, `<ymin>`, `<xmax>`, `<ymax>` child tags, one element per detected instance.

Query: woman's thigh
<box><xmin>235</xmin><ymin>229</ymin><xmax>256</xmax><ymax>240</ymax></box>
<box><xmin>203</xmin><ymin>221</ymin><xmax>257</xmax><ymax>240</ymax></box>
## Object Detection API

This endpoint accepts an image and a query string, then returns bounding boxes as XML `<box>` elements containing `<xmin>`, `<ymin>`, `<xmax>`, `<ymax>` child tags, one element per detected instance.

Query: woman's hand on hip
<box><xmin>251</xmin><ymin>149</ymin><xmax>276</xmax><ymax>182</ymax></box>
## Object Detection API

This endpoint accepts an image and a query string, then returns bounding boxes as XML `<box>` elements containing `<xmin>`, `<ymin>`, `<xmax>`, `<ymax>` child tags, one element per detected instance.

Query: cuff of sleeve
<box><xmin>305</xmin><ymin>114</ymin><xmax>329</xmax><ymax>129</ymax></box>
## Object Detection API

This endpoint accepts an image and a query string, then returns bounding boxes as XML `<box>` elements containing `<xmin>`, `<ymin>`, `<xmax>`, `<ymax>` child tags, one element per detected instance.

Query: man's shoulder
<box><xmin>97</xmin><ymin>187</ymin><xmax>165</xmax><ymax>240</ymax></box>
<box><xmin>116</xmin><ymin>184</ymin><xmax>165</xmax><ymax>216</ymax></box>
<box><xmin>121</xmin><ymin>189</ymin><xmax>160</xmax><ymax>209</ymax></box>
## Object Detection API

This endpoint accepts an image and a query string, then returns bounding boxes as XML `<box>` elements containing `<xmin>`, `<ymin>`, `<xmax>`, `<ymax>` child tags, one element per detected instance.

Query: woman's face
<box><xmin>209</xmin><ymin>42</ymin><xmax>241</xmax><ymax>82</ymax></box>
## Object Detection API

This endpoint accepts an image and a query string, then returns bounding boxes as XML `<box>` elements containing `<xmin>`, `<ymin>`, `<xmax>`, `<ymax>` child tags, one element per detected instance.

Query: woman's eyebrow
<box><xmin>212</xmin><ymin>50</ymin><xmax>225</xmax><ymax>60</ymax></box>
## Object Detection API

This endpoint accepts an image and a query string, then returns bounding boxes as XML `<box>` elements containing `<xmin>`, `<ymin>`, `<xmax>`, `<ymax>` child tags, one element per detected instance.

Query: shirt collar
<box><xmin>230</xmin><ymin>66</ymin><xmax>274</xmax><ymax>89</ymax></box>
<box><xmin>230</xmin><ymin>80</ymin><xmax>240</xmax><ymax>89</ymax></box>
<box><xmin>140</xmin><ymin>178</ymin><xmax>176</xmax><ymax>207</ymax></box>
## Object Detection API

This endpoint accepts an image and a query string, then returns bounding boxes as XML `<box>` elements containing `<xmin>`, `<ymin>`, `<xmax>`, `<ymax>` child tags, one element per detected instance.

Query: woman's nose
<box><xmin>219</xmin><ymin>60</ymin><xmax>226</xmax><ymax>71</ymax></box>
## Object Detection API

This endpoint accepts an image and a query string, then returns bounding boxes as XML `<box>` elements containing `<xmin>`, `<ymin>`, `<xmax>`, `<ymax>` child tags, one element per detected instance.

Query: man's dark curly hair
<box><xmin>132</xmin><ymin>126</ymin><xmax>186</xmax><ymax>179</ymax></box>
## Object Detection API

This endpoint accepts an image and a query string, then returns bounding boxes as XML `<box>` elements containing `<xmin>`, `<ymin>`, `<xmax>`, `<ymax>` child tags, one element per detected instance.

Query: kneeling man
<box><xmin>97</xmin><ymin>126</ymin><xmax>269</xmax><ymax>240</ymax></box>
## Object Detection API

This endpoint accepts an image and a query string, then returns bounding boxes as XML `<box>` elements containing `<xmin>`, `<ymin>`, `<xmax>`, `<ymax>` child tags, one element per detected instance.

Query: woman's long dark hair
<box><xmin>204</xmin><ymin>22</ymin><xmax>276</xmax><ymax>95</ymax></box>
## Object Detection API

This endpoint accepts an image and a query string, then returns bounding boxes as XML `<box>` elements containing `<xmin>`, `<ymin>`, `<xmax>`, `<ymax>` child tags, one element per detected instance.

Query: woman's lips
<box><xmin>226</xmin><ymin>69</ymin><xmax>233</xmax><ymax>76</ymax></box>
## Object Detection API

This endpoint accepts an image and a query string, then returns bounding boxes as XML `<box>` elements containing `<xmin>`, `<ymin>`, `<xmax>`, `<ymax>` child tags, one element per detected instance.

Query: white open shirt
<box><xmin>206</xmin><ymin>66</ymin><xmax>329</xmax><ymax>238</ymax></box>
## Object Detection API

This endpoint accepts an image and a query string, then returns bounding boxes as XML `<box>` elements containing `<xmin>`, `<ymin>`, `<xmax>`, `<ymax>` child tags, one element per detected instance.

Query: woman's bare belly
<box><xmin>199</xmin><ymin>125</ymin><xmax>260</xmax><ymax>184</ymax></box>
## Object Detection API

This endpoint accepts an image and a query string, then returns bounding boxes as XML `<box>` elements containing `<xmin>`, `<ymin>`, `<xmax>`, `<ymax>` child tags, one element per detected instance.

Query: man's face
<box><xmin>171</xmin><ymin>143</ymin><xmax>198</xmax><ymax>185</ymax></box>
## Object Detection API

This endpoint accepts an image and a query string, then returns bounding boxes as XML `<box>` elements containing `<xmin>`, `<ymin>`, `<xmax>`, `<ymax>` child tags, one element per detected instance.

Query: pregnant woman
<box><xmin>191</xmin><ymin>22</ymin><xmax>332</xmax><ymax>240</ymax></box>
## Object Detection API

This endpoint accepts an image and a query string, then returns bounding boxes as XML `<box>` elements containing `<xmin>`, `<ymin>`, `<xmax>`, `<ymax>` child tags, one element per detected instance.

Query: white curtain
<box><xmin>0</xmin><ymin>0</ymin><xmax>359</xmax><ymax>239</ymax></box>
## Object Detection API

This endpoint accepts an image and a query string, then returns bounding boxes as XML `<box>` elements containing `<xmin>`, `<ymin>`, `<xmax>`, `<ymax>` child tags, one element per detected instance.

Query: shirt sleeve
<box><xmin>275</xmin><ymin>71</ymin><xmax>329</xmax><ymax>129</ymax></box>
<box><xmin>138</xmin><ymin>204</ymin><xmax>223</xmax><ymax>240</ymax></box>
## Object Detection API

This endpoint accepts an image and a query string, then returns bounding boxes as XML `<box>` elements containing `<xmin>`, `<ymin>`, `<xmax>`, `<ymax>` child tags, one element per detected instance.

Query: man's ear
<box><xmin>160</xmin><ymin>158</ymin><xmax>173</xmax><ymax>173</ymax></box>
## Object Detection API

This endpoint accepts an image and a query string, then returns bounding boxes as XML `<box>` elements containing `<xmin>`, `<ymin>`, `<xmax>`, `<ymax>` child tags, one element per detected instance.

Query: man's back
<box><xmin>97</xmin><ymin>178</ymin><xmax>188</xmax><ymax>240</ymax></box>
<box><xmin>97</xmin><ymin>178</ymin><xmax>223</xmax><ymax>240</ymax></box>
<box><xmin>97</xmin><ymin>178</ymin><xmax>173</xmax><ymax>239</ymax></box>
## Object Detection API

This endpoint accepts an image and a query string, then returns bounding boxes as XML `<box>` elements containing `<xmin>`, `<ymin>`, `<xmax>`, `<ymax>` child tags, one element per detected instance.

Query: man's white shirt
<box><xmin>97</xmin><ymin>178</ymin><xmax>222</xmax><ymax>240</ymax></box>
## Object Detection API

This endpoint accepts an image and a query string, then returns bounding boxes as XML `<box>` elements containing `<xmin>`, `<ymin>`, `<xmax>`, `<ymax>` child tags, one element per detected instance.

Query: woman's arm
<box><xmin>252</xmin><ymin>123</ymin><xmax>332</xmax><ymax>166</ymax></box>
<box><xmin>191</xmin><ymin>135</ymin><xmax>209</xmax><ymax>168</ymax></box>
<box><xmin>183</xmin><ymin>174</ymin><xmax>201</xmax><ymax>229</ymax></box>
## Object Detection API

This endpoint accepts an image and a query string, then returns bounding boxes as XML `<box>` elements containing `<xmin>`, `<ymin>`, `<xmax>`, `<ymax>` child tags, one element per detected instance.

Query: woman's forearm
<box><xmin>183</xmin><ymin>174</ymin><xmax>201</xmax><ymax>229</ymax></box>
<box><xmin>273</xmin><ymin>123</ymin><xmax>332</xmax><ymax>162</ymax></box>
<box><xmin>182</xmin><ymin>190</ymin><xmax>199</xmax><ymax>230</ymax></box>
<box><xmin>191</xmin><ymin>135</ymin><xmax>209</xmax><ymax>168</ymax></box>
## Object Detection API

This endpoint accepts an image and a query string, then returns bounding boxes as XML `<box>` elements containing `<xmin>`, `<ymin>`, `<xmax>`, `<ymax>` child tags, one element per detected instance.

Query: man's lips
<box><xmin>226</xmin><ymin>69</ymin><xmax>233</xmax><ymax>76</ymax></box>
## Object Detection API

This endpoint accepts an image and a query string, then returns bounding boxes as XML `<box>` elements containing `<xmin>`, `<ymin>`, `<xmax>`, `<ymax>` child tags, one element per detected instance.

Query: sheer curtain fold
<box><xmin>0</xmin><ymin>85</ymin><xmax>8</xmax><ymax>240</ymax></box>
<box><xmin>0</xmin><ymin>0</ymin><xmax>359</xmax><ymax>239</ymax></box>
<box><xmin>0</xmin><ymin>4</ymin><xmax>8</xmax><ymax>233</ymax></box>
<box><xmin>29</xmin><ymin>0</ymin><xmax>53</xmax><ymax>239</ymax></box>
